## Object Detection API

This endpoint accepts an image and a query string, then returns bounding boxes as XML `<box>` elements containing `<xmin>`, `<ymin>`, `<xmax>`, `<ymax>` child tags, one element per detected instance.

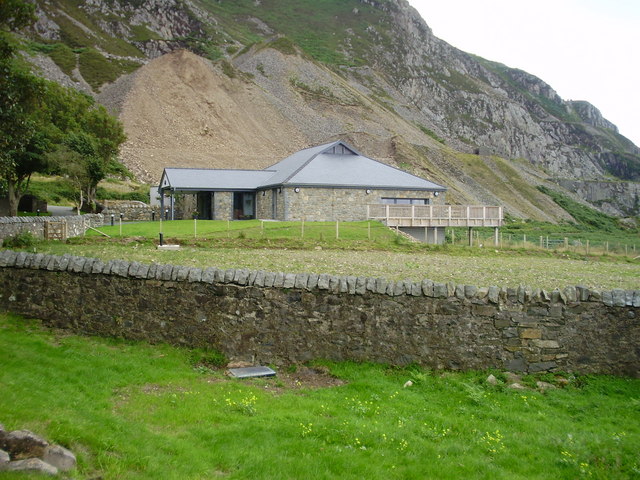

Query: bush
<box><xmin>3</xmin><ymin>231</ymin><xmax>38</xmax><ymax>249</ymax></box>
<box><xmin>189</xmin><ymin>348</ymin><xmax>227</xmax><ymax>369</ymax></box>
<box><xmin>537</xmin><ymin>185</ymin><xmax>622</xmax><ymax>232</ymax></box>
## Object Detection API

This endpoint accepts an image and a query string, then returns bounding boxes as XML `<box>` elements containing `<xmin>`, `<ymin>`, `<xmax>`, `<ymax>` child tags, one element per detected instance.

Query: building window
<box><xmin>381</xmin><ymin>197</ymin><xmax>430</xmax><ymax>205</ymax></box>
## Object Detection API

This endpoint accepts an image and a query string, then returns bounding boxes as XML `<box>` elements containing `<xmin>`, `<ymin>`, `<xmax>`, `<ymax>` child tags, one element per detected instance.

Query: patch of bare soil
<box><xmin>209</xmin><ymin>365</ymin><xmax>346</xmax><ymax>393</ymax></box>
<box><xmin>271</xmin><ymin>366</ymin><xmax>346</xmax><ymax>390</ymax></box>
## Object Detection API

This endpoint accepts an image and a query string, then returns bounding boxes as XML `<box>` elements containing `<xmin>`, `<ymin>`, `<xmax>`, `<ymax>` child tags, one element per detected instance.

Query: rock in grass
<box><xmin>486</xmin><ymin>374</ymin><xmax>498</xmax><ymax>386</ymax></box>
<box><xmin>0</xmin><ymin>430</ymin><xmax>48</xmax><ymax>459</ymax></box>
<box><xmin>0</xmin><ymin>458</ymin><xmax>58</xmax><ymax>476</ymax></box>
<box><xmin>0</xmin><ymin>449</ymin><xmax>9</xmax><ymax>464</ymax></box>
<box><xmin>42</xmin><ymin>445</ymin><xmax>76</xmax><ymax>472</ymax></box>
<box><xmin>536</xmin><ymin>381</ymin><xmax>556</xmax><ymax>392</ymax></box>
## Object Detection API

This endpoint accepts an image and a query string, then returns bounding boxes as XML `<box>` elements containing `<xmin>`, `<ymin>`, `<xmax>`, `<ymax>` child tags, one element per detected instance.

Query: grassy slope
<box><xmin>197</xmin><ymin>0</ymin><xmax>386</xmax><ymax>65</ymax></box>
<box><xmin>1</xmin><ymin>313</ymin><xmax>639</xmax><ymax>480</ymax></box>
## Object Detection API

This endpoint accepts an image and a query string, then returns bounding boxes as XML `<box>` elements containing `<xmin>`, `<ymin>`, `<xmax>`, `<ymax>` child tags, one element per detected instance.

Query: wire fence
<box><xmin>95</xmin><ymin>219</ymin><xmax>639</xmax><ymax>258</ymax></box>
<box><xmin>448</xmin><ymin>229</ymin><xmax>639</xmax><ymax>257</ymax></box>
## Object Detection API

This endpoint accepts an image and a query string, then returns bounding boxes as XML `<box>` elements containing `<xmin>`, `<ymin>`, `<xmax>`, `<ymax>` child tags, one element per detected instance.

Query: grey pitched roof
<box><xmin>159</xmin><ymin>141</ymin><xmax>447</xmax><ymax>192</ymax></box>
<box><xmin>261</xmin><ymin>141</ymin><xmax>446</xmax><ymax>190</ymax></box>
<box><xmin>161</xmin><ymin>168</ymin><xmax>275</xmax><ymax>191</ymax></box>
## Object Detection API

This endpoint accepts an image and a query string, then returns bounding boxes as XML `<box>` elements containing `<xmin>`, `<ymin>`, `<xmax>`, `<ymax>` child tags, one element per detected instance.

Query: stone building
<box><xmin>158</xmin><ymin>140</ymin><xmax>447</xmax><ymax>222</ymax></box>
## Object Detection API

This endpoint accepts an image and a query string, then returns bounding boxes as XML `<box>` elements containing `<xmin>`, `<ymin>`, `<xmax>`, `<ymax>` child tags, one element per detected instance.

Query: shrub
<box><xmin>3</xmin><ymin>231</ymin><xmax>38</xmax><ymax>249</ymax></box>
<box><xmin>189</xmin><ymin>348</ymin><xmax>227</xmax><ymax>369</ymax></box>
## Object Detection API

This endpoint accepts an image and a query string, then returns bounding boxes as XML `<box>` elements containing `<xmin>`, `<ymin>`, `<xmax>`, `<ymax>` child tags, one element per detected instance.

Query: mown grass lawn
<box><xmin>1</xmin><ymin>314</ymin><xmax>639</xmax><ymax>480</ymax></box>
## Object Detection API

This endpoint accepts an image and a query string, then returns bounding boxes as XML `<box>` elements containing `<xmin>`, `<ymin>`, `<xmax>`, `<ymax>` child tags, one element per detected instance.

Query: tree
<box><xmin>46</xmin><ymin>86</ymin><xmax>126</xmax><ymax>212</ymax></box>
<box><xmin>0</xmin><ymin>0</ymin><xmax>126</xmax><ymax>215</ymax></box>
<box><xmin>0</xmin><ymin>61</ymin><xmax>50</xmax><ymax>216</ymax></box>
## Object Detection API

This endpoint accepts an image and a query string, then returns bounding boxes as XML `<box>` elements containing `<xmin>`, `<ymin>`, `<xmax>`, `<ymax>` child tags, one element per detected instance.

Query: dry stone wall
<box><xmin>0</xmin><ymin>215</ymin><xmax>104</xmax><ymax>241</ymax></box>
<box><xmin>0</xmin><ymin>250</ymin><xmax>637</xmax><ymax>377</ymax></box>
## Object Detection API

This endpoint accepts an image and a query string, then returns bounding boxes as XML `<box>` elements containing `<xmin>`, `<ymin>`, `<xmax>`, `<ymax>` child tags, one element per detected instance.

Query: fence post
<box><xmin>368</xmin><ymin>221</ymin><xmax>371</xmax><ymax>240</ymax></box>
<box><xmin>301</xmin><ymin>219</ymin><xmax>305</xmax><ymax>239</ymax></box>
<box><xmin>586</xmin><ymin>239</ymin><xmax>590</xmax><ymax>255</ymax></box>
<box><xmin>194</xmin><ymin>217</ymin><xmax>197</xmax><ymax>238</ymax></box>
<box><xmin>539</xmin><ymin>236</ymin><xmax>543</xmax><ymax>248</ymax></box>
<box><xmin>336</xmin><ymin>220</ymin><xmax>339</xmax><ymax>239</ymax></box>
<box><xmin>523</xmin><ymin>234</ymin><xmax>526</xmax><ymax>248</ymax></box>
<box><xmin>564</xmin><ymin>237</ymin><xmax>568</xmax><ymax>249</ymax></box>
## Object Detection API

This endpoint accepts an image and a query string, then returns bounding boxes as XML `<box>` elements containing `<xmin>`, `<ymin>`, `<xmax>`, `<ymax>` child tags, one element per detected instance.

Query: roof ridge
<box><xmin>278</xmin><ymin>140</ymin><xmax>345</xmax><ymax>184</ymax></box>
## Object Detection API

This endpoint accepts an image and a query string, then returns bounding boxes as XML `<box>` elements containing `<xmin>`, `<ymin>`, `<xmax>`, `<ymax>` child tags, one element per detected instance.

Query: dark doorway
<box><xmin>233</xmin><ymin>192</ymin><xmax>255</xmax><ymax>220</ymax></box>
<box><xmin>197</xmin><ymin>192</ymin><xmax>213</xmax><ymax>219</ymax></box>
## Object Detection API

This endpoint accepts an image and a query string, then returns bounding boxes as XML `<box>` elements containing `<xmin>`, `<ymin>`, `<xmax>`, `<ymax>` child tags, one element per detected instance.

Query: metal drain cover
<box><xmin>228</xmin><ymin>366</ymin><xmax>276</xmax><ymax>379</ymax></box>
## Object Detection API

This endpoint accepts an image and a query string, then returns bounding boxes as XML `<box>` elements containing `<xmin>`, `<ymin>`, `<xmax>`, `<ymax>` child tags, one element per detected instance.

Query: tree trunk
<box><xmin>6</xmin><ymin>179</ymin><xmax>21</xmax><ymax>217</ymax></box>
<box><xmin>86</xmin><ymin>184</ymin><xmax>97</xmax><ymax>212</ymax></box>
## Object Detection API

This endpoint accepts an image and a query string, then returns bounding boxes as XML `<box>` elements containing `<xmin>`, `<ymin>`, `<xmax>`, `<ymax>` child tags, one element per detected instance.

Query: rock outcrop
<box><xmin>0</xmin><ymin>424</ymin><xmax>77</xmax><ymax>476</ymax></box>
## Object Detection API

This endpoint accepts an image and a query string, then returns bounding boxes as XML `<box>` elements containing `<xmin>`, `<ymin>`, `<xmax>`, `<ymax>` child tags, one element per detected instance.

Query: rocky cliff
<box><xmin>22</xmin><ymin>0</ymin><xmax>640</xmax><ymax>218</ymax></box>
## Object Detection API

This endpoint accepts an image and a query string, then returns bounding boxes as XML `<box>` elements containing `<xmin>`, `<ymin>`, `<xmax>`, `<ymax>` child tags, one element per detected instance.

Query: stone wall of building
<box><xmin>213</xmin><ymin>192</ymin><xmax>233</xmax><ymax>220</ymax></box>
<box><xmin>283</xmin><ymin>187</ymin><xmax>445</xmax><ymax>221</ymax></box>
<box><xmin>0</xmin><ymin>251</ymin><xmax>637</xmax><ymax>376</ymax></box>
<box><xmin>101</xmin><ymin>201</ymin><xmax>156</xmax><ymax>222</ymax></box>
<box><xmin>256</xmin><ymin>189</ymin><xmax>284</xmax><ymax>220</ymax></box>
<box><xmin>0</xmin><ymin>216</ymin><xmax>104</xmax><ymax>241</ymax></box>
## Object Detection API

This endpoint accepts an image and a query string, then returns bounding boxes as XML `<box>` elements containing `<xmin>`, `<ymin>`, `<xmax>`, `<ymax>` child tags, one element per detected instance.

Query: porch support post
<box><xmin>170</xmin><ymin>190</ymin><xmax>175</xmax><ymax>220</ymax></box>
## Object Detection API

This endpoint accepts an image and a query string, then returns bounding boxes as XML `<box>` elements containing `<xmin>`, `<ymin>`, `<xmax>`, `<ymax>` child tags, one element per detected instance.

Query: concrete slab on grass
<box><xmin>157</xmin><ymin>245</ymin><xmax>180</xmax><ymax>250</ymax></box>
<box><xmin>228</xmin><ymin>366</ymin><xmax>276</xmax><ymax>379</ymax></box>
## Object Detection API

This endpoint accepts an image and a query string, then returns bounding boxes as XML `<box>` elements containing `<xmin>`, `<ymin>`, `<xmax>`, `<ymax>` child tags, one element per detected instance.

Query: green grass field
<box><xmin>14</xmin><ymin>219</ymin><xmax>638</xmax><ymax>291</ymax></box>
<box><xmin>1</xmin><ymin>313</ymin><xmax>639</xmax><ymax>480</ymax></box>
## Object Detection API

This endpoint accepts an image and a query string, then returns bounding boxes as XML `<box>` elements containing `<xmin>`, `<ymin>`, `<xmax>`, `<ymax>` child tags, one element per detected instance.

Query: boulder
<box><xmin>0</xmin><ymin>458</ymin><xmax>58</xmax><ymax>476</ymax></box>
<box><xmin>0</xmin><ymin>430</ymin><xmax>48</xmax><ymax>459</ymax></box>
<box><xmin>42</xmin><ymin>444</ymin><xmax>77</xmax><ymax>472</ymax></box>
<box><xmin>0</xmin><ymin>449</ymin><xmax>9</xmax><ymax>464</ymax></box>
<box><xmin>486</xmin><ymin>374</ymin><xmax>498</xmax><ymax>386</ymax></box>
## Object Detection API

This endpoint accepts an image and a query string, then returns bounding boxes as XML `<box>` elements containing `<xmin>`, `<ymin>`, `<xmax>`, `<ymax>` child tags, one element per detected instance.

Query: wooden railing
<box><xmin>367</xmin><ymin>204</ymin><xmax>503</xmax><ymax>227</ymax></box>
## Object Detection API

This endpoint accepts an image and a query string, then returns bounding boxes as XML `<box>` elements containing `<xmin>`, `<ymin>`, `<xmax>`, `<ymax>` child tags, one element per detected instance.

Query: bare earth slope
<box><xmin>109</xmin><ymin>48</ymin><xmax>572</xmax><ymax>221</ymax></box>
<box><xmin>115</xmin><ymin>50</ymin><xmax>305</xmax><ymax>181</ymax></box>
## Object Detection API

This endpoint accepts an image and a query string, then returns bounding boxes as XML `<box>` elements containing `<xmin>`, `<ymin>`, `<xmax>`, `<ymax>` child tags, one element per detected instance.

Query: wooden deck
<box><xmin>367</xmin><ymin>205</ymin><xmax>503</xmax><ymax>228</ymax></box>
